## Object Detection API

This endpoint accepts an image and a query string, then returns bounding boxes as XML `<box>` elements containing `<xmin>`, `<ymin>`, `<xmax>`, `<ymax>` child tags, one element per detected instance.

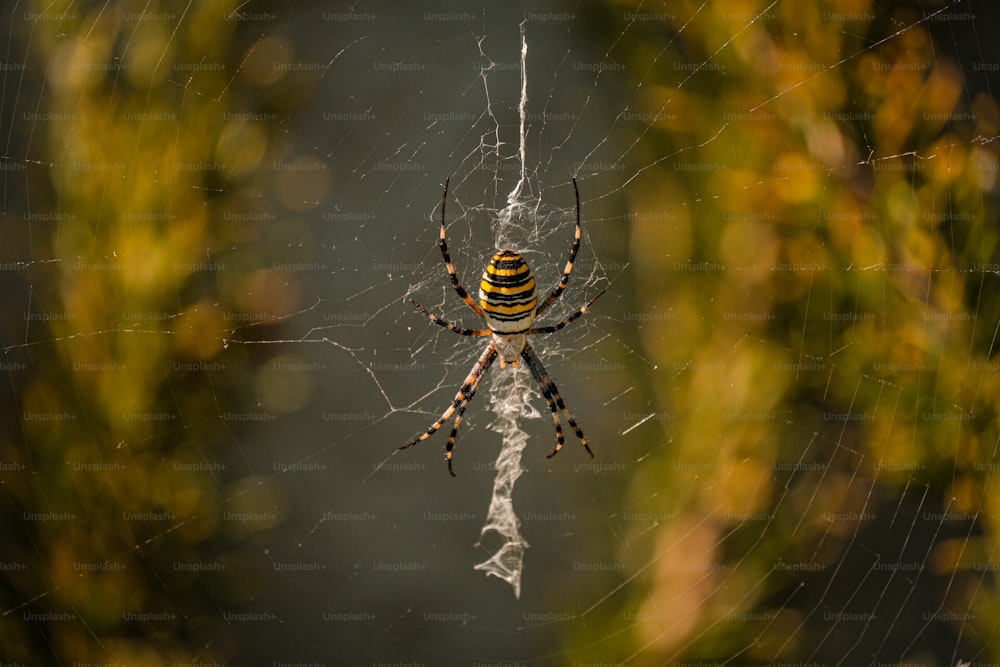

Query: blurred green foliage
<box><xmin>573</xmin><ymin>0</ymin><xmax>1000</xmax><ymax>664</ymax></box>
<box><xmin>0</xmin><ymin>0</ymin><xmax>300</xmax><ymax>663</ymax></box>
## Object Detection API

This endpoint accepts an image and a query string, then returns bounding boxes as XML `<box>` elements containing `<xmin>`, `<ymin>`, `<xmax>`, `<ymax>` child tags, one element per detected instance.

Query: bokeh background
<box><xmin>1</xmin><ymin>0</ymin><xmax>999</xmax><ymax>665</ymax></box>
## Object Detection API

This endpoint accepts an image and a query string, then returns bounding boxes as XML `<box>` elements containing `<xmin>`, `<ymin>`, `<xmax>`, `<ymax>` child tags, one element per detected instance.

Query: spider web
<box><xmin>1</xmin><ymin>0</ymin><xmax>1000</xmax><ymax>665</ymax></box>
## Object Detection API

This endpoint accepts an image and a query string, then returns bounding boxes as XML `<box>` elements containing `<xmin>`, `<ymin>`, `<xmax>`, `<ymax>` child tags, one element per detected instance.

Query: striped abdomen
<box><xmin>479</xmin><ymin>249</ymin><xmax>537</xmax><ymax>333</ymax></box>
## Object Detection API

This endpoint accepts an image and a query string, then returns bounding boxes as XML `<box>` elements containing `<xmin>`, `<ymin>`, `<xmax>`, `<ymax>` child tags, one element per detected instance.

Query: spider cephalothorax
<box><xmin>401</xmin><ymin>178</ymin><xmax>604</xmax><ymax>476</ymax></box>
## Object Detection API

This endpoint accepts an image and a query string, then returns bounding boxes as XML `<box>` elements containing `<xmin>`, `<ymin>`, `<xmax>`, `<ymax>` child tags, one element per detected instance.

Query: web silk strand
<box><xmin>474</xmin><ymin>367</ymin><xmax>532</xmax><ymax>598</ymax></box>
<box><xmin>472</xmin><ymin>20</ymin><xmax>534</xmax><ymax>599</ymax></box>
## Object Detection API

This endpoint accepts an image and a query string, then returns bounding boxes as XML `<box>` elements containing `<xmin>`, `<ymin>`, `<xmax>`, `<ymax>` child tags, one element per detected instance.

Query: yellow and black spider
<box><xmin>401</xmin><ymin>178</ymin><xmax>605</xmax><ymax>476</ymax></box>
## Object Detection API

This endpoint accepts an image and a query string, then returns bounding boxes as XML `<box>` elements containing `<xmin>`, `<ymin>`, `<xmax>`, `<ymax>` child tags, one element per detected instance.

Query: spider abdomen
<box><xmin>479</xmin><ymin>249</ymin><xmax>537</xmax><ymax>333</ymax></box>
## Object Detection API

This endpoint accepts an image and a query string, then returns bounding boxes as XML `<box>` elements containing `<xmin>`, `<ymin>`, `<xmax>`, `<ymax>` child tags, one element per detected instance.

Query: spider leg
<box><xmin>400</xmin><ymin>342</ymin><xmax>498</xmax><ymax>476</ymax></box>
<box><xmin>443</xmin><ymin>387</ymin><xmax>476</xmax><ymax>477</ymax></box>
<box><xmin>438</xmin><ymin>178</ymin><xmax>486</xmax><ymax>318</ymax></box>
<box><xmin>410</xmin><ymin>299</ymin><xmax>491</xmax><ymax>337</ymax></box>
<box><xmin>521</xmin><ymin>343</ymin><xmax>593</xmax><ymax>459</ymax></box>
<box><xmin>536</xmin><ymin>178</ymin><xmax>582</xmax><ymax>317</ymax></box>
<box><xmin>527</xmin><ymin>288</ymin><xmax>606</xmax><ymax>335</ymax></box>
<box><xmin>526</xmin><ymin>360</ymin><xmax>567</xmax><ymax>454</ymax></box>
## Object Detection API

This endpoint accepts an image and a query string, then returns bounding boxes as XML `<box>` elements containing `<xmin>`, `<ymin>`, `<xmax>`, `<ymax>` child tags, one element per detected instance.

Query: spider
<box><xmin>400</xmin><ymin>178</ymin><xmax>605</xmax><ymax>476</ymax></box>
